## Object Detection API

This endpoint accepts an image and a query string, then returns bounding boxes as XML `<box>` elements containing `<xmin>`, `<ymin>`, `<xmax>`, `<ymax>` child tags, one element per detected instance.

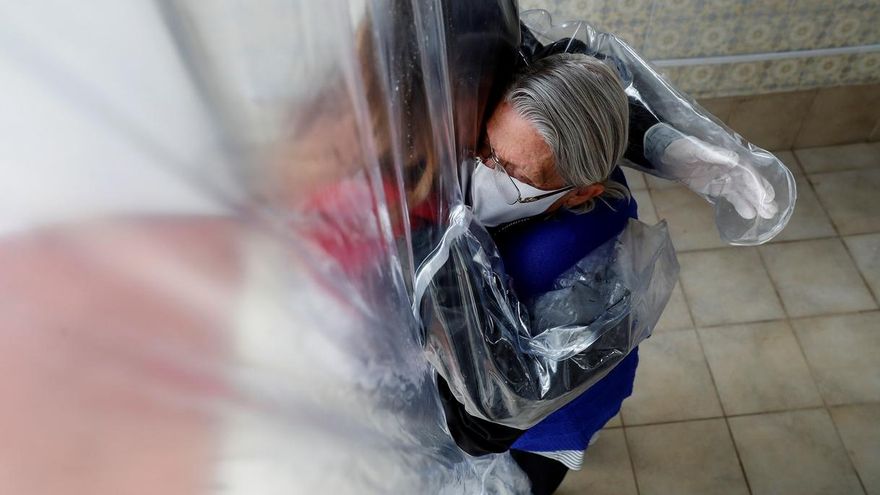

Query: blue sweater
<box><xmin>491</xmin><ymin>168</ymin><xmax>640</xmax><ymax>455</ymax></box>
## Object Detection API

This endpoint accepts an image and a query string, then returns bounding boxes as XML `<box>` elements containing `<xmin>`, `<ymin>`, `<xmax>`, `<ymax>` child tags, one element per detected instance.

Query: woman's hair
<box><xmin>505</xmin><ymin>53</ymin><xmax>630</xmax><ymax>213</ymax></box>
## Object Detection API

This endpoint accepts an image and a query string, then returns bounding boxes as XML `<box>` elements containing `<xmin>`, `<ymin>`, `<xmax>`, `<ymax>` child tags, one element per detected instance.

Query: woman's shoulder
<box><xmin>492</xmin><ymin>175</ymin><xmax>637</xmax><ymax>298</ymax></box>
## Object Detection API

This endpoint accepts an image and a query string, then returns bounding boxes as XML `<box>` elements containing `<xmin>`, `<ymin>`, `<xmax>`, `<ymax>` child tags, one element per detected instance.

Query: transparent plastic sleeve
<box><xmin>417</xmin><ymin>208</ymin><xmax>679</xmax><ymax>428</ymax></box>
<box><xmin>520</xmin><ymin>9</ymin><xmax>797</xmax><ymax>246</ymax></box>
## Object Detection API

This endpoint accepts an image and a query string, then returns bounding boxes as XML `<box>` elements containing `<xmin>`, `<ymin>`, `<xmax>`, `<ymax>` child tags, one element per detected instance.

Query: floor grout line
<box><xmin>657</xmin><ymin>306</ymin><xmax>880</xmax><ymax>333</ymax></box>
<box><xmin>620</xmin><ymin>425</ymin><xmax>643</xmax><ymax>495</ymax></box>
<box><xmin>690</xmin><ymin>296</ymin><xmax>756</xmax><ymax>494</ymax></box>
<box><xmin>724</xmin><ymin>416</ymin><xmax>754</xmax><ymax>495</ymax></box>
<box><xmin>826</xmin><ymin>406</ymin><xmax>872</xmax><ymax>495</ymax></box>
<box><xmin>620</xmin><ymin>400</ymin><xmax>880</xmax><ymax>429</ymax></box>
<box><xmin>840</xmin><ymin>236</ymin><xmax>880</xmax><ymax>308</ymax></box>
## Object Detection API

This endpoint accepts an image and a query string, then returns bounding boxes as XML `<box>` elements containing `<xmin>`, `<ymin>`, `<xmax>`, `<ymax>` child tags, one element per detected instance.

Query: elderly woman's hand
<box><xmin>663</xmin><ymin>136</ymin><xmax>778</xmax><ymax>220</ymax></box>
<box><xmin>644</xmin><ymin>123</ymin><xmax>779</xmax><ymax>220</ymax></box>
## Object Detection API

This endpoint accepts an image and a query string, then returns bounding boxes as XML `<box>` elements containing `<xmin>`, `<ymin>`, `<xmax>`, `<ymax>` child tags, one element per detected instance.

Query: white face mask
<box><xmin>470</xmin><ymin>160</ymin><xmax>571</xmax><ymax>227</ymax></box>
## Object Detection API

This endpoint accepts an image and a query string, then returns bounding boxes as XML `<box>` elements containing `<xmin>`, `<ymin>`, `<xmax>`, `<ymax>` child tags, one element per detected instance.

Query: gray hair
<box><xmin>505</xmin><ymin>53</ymin><xmax>630</xmax><ymax>213</ymax></box>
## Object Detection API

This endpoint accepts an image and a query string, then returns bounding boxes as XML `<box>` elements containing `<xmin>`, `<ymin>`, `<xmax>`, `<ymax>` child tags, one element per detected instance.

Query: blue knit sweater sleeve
<box><xmin>492</xmin><ymin>168</ymin><xmax>638</xmax><ymax>300</ymax></box>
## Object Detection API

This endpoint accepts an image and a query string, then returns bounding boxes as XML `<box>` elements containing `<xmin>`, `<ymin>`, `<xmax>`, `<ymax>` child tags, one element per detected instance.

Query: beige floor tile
<box><xmin>623</xmin><ymin>167</ymin><xmax>647</xmax><ymax>191</ymax></box>
<box><xmin>795</xmin><ymin>143</ymin><xmax>880</xmax><ymax>174</ymax></box>
<box><xmin>698</xmin><ymin>321</ymin><xmax>822</xmax><ymax>415</ymax></box>
<box><xmin>678</xmin><ymin>248</ymin><xmax>785</xmax><ymax>326</ymax></box>
<box><xmin>621</xmin><ymin>330</ymin><xmax>722</xmax><ymax>425</ymax></box>
<box><xmin>729</xmin><ymin>409</ymin><xmax>864</xmax><ymax>495</ymax></box>
<box><xmin>830</xmin><ymin>404</ymin><xmax>880</xmax><ymax>495</ymax></box>
<box><xmin>627</xmin><ymin>419</ymin><xmax>749</xmax><ymax>495</ymax></box>
<box><xmin>651</xmin><ymin>186</ymin><xmax>726</xmax><ymax>251</ymax></box>
<box><xmin>556</xmin><ymin>428</ymin><xmax>637</xmax><ymax>495</ymax></box>
<box><xmin>791</xmin><ymin>311</ymin><xmax>880</xmax><ymax>405</ymax></box>
<box><xmin>760</xmin><ymin>239</ymin><xmax>877</xmax><ymax>317</ymax></box>
<box><xmin>771</xmin><ymin>176</ymin><xmax>837</xmax><ymax>242</ymax></box>
<box><xmin>632</xmin><ymin>189</ymin><xmax>658</xmax><ymax>224</ymax></box>
<box><xmin>653</xmin><ymin>280</ymin><xmax>694</xmax><ymax>333</ymax></box>
<box><xmin>605</xmin><ymin>413</ymin><xmax>622</xmax><ymax>428</ymax></box>
<box><xmin>773</xmin><ymin>150</ymin><xmax>805</xmax><ymax>178</ymax></box>
<box><xmin>845</xmin><ymin>233</ymin><xmax>880</xmax><ymax>301</ymax></box>
<box><xmin>645</xmin><ymin>174</ymin><xmax>681</xmax><ymax>190</ymax></box>
<box><xmin>811</xmin><ymin>168</ymin><xmax>880</xmax><ymax>235</ymax></box>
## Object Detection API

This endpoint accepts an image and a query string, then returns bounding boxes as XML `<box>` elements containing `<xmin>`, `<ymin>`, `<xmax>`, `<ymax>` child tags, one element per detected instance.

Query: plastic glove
<box><xmin>663</xmin><ymin>136</ymin><xmax>778</xmax><ymax>220</ymax></box>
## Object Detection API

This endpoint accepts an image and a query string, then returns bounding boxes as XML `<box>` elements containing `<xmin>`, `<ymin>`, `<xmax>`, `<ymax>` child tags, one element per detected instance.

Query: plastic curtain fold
<box><xmin>0</xmin><ymin>1</ymin><xmax>530</xmax><ymax>494</ymax></box>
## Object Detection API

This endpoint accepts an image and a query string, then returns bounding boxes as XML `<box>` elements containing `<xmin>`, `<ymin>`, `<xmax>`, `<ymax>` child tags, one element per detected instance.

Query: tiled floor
<box><xmin>558</xmin><ymin>142</ymin><xmax>880</xmax><ymax>495</ymax></box>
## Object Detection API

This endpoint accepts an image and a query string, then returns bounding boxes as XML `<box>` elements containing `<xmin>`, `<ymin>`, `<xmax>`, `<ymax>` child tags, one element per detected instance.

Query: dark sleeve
<box><xmin>624</xmin><ymin>97</ymin><xmax>661</xmax><ymax>170</ymax></box>
<box><xmin>437</xmin><ymin>376</ymin><xmax>525</xmax><ymax>456</ymax></box>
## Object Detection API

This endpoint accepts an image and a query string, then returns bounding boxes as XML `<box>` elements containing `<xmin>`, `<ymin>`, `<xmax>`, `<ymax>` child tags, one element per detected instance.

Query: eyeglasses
<box><xmin>483</xmin><ymin>135</ymin><xmax>574</xmax><ymax>205</ymax></box>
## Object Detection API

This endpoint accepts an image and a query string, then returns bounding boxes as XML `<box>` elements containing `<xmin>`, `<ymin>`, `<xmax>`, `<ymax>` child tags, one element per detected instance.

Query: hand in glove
<box><xmin>663</xmin><ymin>136</ymin><xmax>778</xmax><ymax>220</ymax></box>
<box><xmin>643</xmin><ymin>123</ymin><xmax>778</xmax><ymax>220</ymax></box>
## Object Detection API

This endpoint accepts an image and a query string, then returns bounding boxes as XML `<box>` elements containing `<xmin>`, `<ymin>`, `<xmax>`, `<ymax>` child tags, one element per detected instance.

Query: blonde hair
<box><xmin>505</xmin><ymin>53</ymin><xmax>630</xmax><ymax>213</ymax></box>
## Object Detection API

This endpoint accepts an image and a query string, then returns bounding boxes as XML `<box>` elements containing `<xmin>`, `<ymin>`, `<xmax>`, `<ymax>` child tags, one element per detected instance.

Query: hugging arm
<box><xmin>518</xmin><ymin>13</ymin><xmax>796</xmax><ymax>244</ymax></box>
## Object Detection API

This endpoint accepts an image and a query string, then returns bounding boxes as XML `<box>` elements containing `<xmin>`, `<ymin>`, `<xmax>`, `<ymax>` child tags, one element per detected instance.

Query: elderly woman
<box><xmin>440</xmin><ymin>52</ymin><xmax>644</xmax><ymax>495</ymax></box>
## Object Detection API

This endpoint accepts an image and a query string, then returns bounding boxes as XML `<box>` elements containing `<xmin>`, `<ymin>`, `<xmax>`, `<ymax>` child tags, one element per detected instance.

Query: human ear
<box><xmin>563</xmin><ymin>183</ymin><xmax>605</xmax><ymax>208</ymax></box>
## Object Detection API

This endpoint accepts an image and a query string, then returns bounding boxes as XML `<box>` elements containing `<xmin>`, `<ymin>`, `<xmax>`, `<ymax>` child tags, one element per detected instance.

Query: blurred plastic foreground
<box><xmin>0</xmin><ymin>1</ymin><xmax>529</xmax><ymax>493</ymax></box>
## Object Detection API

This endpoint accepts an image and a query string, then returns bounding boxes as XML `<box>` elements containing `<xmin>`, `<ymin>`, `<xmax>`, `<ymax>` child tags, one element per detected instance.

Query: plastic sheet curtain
<box><xmin>0</xmin><ymin>1</ymin><xmax>531</xmax><ymax>494</ymax></box>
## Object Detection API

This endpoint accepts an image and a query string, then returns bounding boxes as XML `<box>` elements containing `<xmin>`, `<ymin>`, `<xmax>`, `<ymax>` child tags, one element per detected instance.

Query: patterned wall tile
<box><xmin>604</xmin><ymin>21</ymin><xmax>649</xmax><ymax>51</ymax></box>
<box><xmin>564</xmin><ymin>0</ymin><xmax>603</xmax><ymax>19</ymax></box>
<box><xmin>693</xmin><ymin>14</ymin><xmax>738</xmax><ymax>56</ymax></box>
<box><xmin>712</xmin><ymin>61</ymin><xmax>766</xmax><ymax>96</ymax></box>
<box><xmin>759</xmin><ymin>58</ymin><xmax>807</xmax><ymax>93</ymax></box>
<box><xmin>782</xmin><ymin>13</ymin><xmax>831</xmax><ymax>51</ymax></box>
<box><xmin>821</xmin><ymin>8</ymin><xmax>871</xmax><ymax>48</ymax></box>
<box><xmin>520</xmin><ymin>0</ymin><xmax>880</xmax><ymax>98</ymax></box>
<box><xmin>700</xmin><ymin>0</ymin><xmax>746</xmax><ymax>17</ymax></box>
<box><xmin>676</xmin><ymin>64</ymin><xmax>724</xmax><ymax>96</ymax></box>
<box><xmin>741</xmin><ymin>0</ymin><xmax>795</xmax><ymax>16</ymax></box>
<box><xmin>800</xmin><ymin>55</ymin><xmax>850</xmax><ymax>89</ymax></box>
<box><xmin>643</xmin><ymin>21</ymin><xmax>696</xmax><ymax>58</ymax></box>
<box><xmin>651</xmin><ymin>0</ymin><xmax>704</xmax><ymax>21</ymax></box>
<box><xmin>652</xmin><ymin>0</ymin><xmax>742</xmax><ymax>21</ymax></box>
<box><xmin>834</xmin><ymin>0</ymin><xmax>878</xmax><ymax>8</ymax></box>
<box><xmin>602</xmin><ymin>0</ymin><xmax>655</xmax><ymax>23</ymax></box>
<box><xmin>841</xmin><ymin>52</ymin><xmax>880</xmax><ymax>85</ymax></box>
<box><xmin>860</xmin><ymin>7</ymin><xmax>880</xmax><ymax>45</ymax></box>
<box><xmin>731</xmin><ymin>15</ymin><xmax>786</xmax><ymax>55</ymax></box>
<box><xmin>789</xmin><ymin>0</ymin><xmax>837</xmax><ymax>12</ymax></box>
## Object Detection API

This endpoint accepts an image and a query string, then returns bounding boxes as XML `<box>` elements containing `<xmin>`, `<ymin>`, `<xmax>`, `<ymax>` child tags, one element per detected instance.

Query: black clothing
<box><xmin>438</xmin><ymin>376</ymin><xmax>524</xmax><ymax>456</ymax></box>
<box><xmin>439</xmin><ymin>378</ymin><xmax>569</xmax><ymax>494</ymax></box>
<box><xmin>510</xmin><ymin>450</ymin><xmax>570</xmax><ymax>495</ymax></box>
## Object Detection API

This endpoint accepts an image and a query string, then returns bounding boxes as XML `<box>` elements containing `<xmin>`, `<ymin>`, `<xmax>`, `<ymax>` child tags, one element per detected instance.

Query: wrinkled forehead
<box><xmin>485</xmin><ymin>101</ymin><xmax>554</xmax><ymax>171</ymax></box>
